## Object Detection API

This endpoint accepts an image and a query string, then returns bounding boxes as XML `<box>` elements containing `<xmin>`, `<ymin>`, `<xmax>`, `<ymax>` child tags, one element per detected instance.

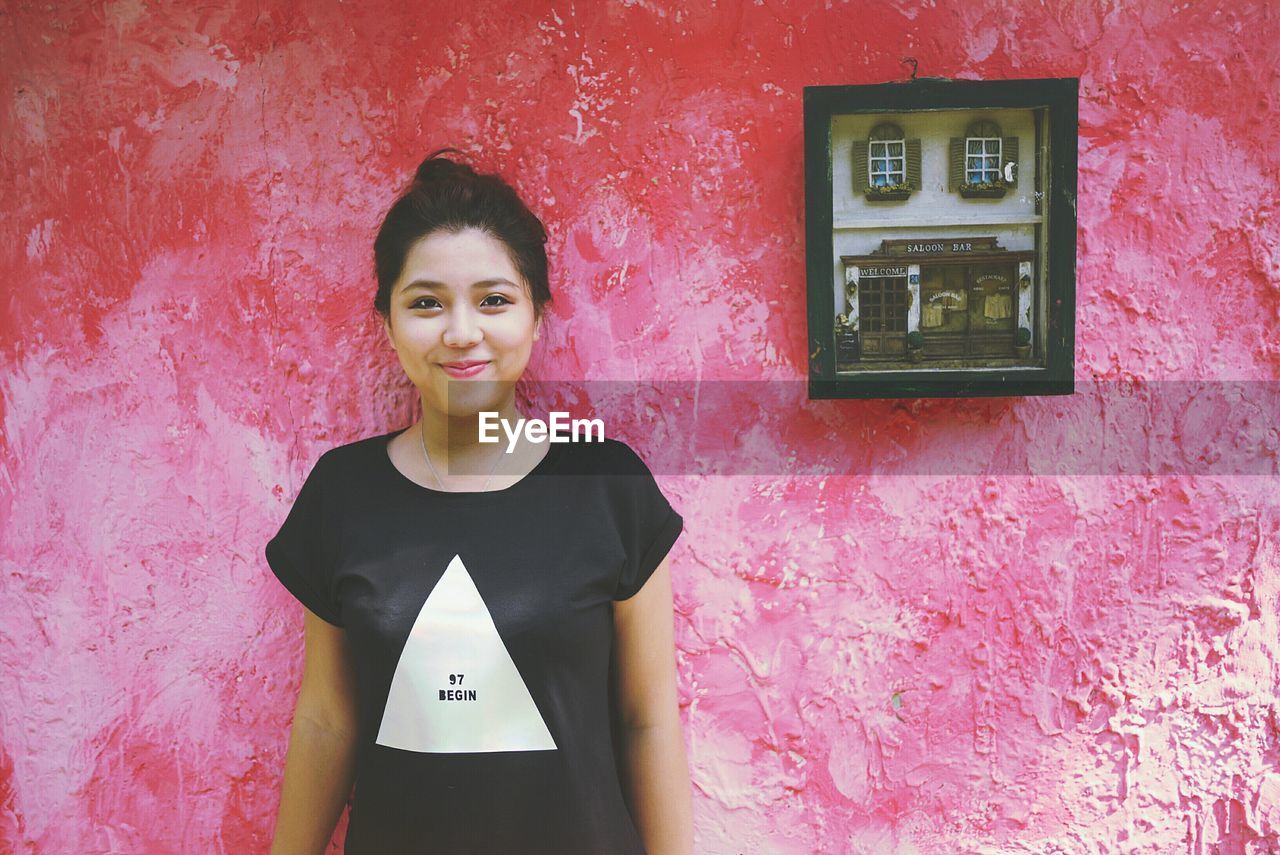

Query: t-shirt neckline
<box><xmin>380</xmin><ymin>426</ymin><xmax>566</xmax><ymax>501</ymax></box>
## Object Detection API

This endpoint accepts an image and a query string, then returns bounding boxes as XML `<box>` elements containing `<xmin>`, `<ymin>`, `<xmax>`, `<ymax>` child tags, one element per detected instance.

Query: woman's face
<box><xmin>383</xmin><ymin>227</ymin><xmax>541</xmax><ymax>419</ymax></box>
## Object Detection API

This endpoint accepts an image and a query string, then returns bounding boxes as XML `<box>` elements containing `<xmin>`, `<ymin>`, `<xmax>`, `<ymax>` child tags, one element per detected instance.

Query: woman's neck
<box><xmin>417</xmin><ymin>401</ymin><xmax>527</xmax><ymax>474</ymax></box>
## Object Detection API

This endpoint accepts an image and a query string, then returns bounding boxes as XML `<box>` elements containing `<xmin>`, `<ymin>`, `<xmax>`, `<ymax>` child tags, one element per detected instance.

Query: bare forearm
<box><xmin>619</xmin><ymin>720</ymin><xmax>693</xmax><ymax>855</ymax></box>
<box><xmin>270</xmin><ymin>716</ymin><xmax>358</xmax><ymax>855</ymax></box>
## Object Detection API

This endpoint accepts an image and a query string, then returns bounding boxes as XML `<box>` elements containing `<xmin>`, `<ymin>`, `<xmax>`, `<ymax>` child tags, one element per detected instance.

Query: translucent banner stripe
<box><xmin>433</xmin><ymin>380</ymin><xmax>1280</xmax><ymax>477</ymax></box>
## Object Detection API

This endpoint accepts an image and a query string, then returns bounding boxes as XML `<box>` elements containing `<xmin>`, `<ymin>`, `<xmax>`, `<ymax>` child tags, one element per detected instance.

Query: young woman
<box><xmin>265</xmin><ymin>148</ymin><xmax>692</xmax><ymax>854</ymax></box>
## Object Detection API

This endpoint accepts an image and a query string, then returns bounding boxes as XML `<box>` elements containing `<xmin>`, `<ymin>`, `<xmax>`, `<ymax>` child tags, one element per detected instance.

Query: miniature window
<box><xmin>948</xmin><ymin>120</ymin><xmax>1019</xmax><ymax>194</ymax></box>
<box><xmin>852</xmin><ymin>124</ymin><xmax>921</xmax><ymax>198</ymax></box>
<box><xmin>969</xmin><ymin>262</ymin><xmax>1016</xmax><ymax>334</ymax></box>
<box><xmin>966</xmin><ymin>120</ymin><xmax>1002</xmax><ymax>183</ymax></box>
<box><xmin>869</xmin><ymin>123</ymin><xmax>905</xmax><ymax>187</ymax></box>
<box><xmin>920</xmin><ymin>266</ymin><xmax>968</xmax><ymax>334</ymax></box>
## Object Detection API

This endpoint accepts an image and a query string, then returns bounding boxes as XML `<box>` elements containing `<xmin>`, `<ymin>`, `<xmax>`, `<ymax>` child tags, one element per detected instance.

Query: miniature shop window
<box><xmin>853</xmin><ymin>123</ymin><xmax>920</xmax><ymax>201</ymax></box>
<box><xmin>920</xmin><ymin>266</ymin><xmax>968</xmax><ymax>334</ymax></box>
<box><xmin>969</xmin><ymin>262</ymin><xmax>1017</xmax><ymax>336</ymax></box>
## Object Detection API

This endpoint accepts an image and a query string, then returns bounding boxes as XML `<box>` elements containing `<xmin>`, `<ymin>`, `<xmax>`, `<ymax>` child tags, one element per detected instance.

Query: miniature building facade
<box><xmin>830</xmin><ymin>107</ymin><xmax>1050</xmax><ymax>371</ymax></box>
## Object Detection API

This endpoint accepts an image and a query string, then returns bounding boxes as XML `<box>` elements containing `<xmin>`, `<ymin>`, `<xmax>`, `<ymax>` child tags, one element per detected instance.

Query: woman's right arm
<box><xmin>270</xmin><ymin>608</ymin><xmax>360</xmax><ymax>855</ymax></box>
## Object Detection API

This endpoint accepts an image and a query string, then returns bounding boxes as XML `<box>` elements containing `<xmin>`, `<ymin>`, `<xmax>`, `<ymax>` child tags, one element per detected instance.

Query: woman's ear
<box><xmin>383</xmin><ymin>314</ymin><xmax>396</xmax><ymax>348</ymax></box>
<box><xmin>533</xmin><ymin>315</ymin><xmax>542</xmax><ymax>341</ymax></box>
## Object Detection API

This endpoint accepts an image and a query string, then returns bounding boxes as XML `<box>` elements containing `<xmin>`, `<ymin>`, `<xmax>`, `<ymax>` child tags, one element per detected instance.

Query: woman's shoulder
<box><xmin>311</xmin><ymin>428</ymin><xmax>400</xmax><ymax>477</ymax></box>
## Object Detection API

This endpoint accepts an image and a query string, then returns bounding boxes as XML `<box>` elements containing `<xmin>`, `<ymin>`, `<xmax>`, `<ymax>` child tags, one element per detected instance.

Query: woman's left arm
<box><xmin>613</xmin><ymin>553</ymin><xmax>694</xmax><ymax>855</ymax></box>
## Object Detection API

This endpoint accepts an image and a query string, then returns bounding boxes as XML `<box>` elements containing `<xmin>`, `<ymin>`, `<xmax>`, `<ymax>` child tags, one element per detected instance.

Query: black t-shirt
<box><xmin>265</xmin><ymin>427</ymin><xmax>684</xmax><ymax>854</ymax></box>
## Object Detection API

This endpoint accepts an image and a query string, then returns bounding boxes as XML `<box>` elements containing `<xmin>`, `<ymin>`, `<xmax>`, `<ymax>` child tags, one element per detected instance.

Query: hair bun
<box><xmin>414</xmin><ymin>147</ymin><xmax>475</xmax><ymax>184</ymax></box>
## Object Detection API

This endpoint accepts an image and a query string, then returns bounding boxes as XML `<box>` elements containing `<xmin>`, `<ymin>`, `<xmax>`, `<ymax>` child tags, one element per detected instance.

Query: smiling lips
<box><xmin>439</xmin><ymin>360</ymin><xmax>489</xmax><ymax>378</ymax></box>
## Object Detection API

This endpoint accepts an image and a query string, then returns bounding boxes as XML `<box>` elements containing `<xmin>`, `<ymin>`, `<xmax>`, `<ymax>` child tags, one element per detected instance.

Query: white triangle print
<box><xmin>375</xmin><ymin>553</ymin><xmax>557</xmax><ymax>753</ymax></box>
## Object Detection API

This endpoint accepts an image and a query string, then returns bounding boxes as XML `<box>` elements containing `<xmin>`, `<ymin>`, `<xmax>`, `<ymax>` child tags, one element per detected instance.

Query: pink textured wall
<box><xmin>3</xmin><ymin>1</ymin><xmax>1278</xmax><ymax>852</ymax></box>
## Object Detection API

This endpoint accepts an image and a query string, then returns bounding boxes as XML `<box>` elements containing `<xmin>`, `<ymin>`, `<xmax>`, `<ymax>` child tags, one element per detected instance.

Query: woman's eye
<box><xmin>408</xmin><ymin>295</ymin><xmax>510</xmax><ymax>310</ymax></box>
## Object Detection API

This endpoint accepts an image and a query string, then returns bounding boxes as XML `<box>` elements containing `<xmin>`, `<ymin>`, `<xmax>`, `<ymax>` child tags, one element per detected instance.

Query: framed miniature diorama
<box><xmin>804</xmin><ymin>76</ymin><xmax>1078</xmax><ymax>398</ymax></box>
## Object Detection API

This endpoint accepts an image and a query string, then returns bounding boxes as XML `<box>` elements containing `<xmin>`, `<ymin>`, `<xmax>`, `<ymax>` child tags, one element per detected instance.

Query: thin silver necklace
<box><xmin>419</xmin><ymin>420</ymin><xmax>507</xmax><ymax>492</ymax></box>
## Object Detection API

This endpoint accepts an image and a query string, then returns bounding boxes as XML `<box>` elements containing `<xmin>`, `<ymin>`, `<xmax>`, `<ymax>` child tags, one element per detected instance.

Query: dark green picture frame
<box><xmin>804</xmin><ymin>77</ymin><xmax>1078</xmax><ymax>399</ymax></box>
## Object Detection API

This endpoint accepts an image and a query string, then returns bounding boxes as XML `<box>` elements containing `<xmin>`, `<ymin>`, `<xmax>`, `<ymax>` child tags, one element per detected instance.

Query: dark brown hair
<box><xmin>373</xmin><ymin>147</ymin><xmax>552</xmax><ymax>321</ymax></box>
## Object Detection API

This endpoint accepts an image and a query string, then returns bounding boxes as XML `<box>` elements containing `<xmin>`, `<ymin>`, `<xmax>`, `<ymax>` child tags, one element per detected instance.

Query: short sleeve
<box><xmin>264</xmin><ymin>452</ymin><xmax>343</xmax><ymax>626</ymax></box>
<box><xmin>609</xmin><ymin>442</ymin><xmax>684</xmax><ymax>601</ymax></box>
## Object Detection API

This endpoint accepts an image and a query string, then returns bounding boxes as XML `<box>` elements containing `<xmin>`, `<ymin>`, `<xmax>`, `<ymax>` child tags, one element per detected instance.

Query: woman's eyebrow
<box><xmin>401</xmin><ymin>278</ymin><xmax>518</xmax><ymax>292</ymax></box>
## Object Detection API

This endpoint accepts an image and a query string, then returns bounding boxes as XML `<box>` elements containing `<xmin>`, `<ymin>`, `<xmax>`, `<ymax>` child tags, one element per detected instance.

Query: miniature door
<box><xmin>857</xmin><ymin>273</ymin><xmax>908</xmax><ymax>358</ymax></box>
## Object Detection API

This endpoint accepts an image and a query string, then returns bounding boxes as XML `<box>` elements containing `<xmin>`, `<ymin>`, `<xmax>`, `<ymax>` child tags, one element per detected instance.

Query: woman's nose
<box><xmin>442</xmin><ymin>305</ymin><xmax>482</xmax><ymax>346</ymax></box>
